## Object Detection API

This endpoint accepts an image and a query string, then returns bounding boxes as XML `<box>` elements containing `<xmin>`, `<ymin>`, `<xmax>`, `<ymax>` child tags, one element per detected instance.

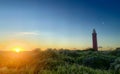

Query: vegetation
<box><xmin>0</xmin><ymin>48</ymin><xmax>120</xmax><ymax>74</ymax></box>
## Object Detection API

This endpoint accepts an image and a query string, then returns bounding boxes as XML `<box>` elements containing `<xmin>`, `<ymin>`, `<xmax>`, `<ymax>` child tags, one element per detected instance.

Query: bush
<box><xmin>110</xmin><ymin>58</ymin><xmax>120</xmax><ymax>74</ymax></box>
<box><xmin>0</xmin><ymin>49</ymin><xmax>118</xmax><ymax>74</ymax></box>
<box><xmin>62</xmin><ymin>56</ymin><xmax>75</xmax><ymax>64</ymax></box>
<box><xmin>110</xmin><ymin>48</ymin><xmax>120</xmax><ymax>57</ymax></box>
<box><xmin>82</xmin><ymin>55</ymin><xmax>115</xmax><ymax>69</ymax></box>
<box><xmin>84</xmin><ymin>48</ymin><xmax>96</xmax><ymax>51</ymax></box>
<box><xmin>39</xmin><ymin>65</ymin><xmax>112</xmax><ymax>74</ymax></box>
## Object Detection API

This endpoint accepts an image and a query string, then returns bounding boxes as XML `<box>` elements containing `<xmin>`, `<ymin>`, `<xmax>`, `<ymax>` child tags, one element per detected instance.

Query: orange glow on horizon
<box><xmin>1</xmin><ymin>39</ymin><xmax>36</xmax><ymax>51</ymax></box>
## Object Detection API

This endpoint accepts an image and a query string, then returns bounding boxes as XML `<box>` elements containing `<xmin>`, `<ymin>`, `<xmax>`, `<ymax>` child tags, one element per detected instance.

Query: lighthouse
<box><xmin>92</xmin><ymin>29</ymin><xmax>98</xmax><ymax>51</ymax></box>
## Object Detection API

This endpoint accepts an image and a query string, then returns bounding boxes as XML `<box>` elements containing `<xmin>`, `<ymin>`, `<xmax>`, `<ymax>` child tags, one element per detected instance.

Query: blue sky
<box><xmin>0</xmin><ymin>0</ymin><xmax>119</xmax><ymax>50</ymax></box>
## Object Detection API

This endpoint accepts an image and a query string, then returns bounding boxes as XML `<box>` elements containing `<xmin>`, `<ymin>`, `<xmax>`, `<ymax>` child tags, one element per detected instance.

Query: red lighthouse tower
<box><xmin>92</xmin><ymin>29</ymin><xmax>98</xmax><ymax>51</ymax></box>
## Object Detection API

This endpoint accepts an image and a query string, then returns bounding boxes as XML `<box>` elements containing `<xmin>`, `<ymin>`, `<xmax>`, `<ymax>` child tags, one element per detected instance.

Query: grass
<box><xmin>0</xmin><ymin>48</ymin><xmax>119</xmax><ymax>74</ymax></box>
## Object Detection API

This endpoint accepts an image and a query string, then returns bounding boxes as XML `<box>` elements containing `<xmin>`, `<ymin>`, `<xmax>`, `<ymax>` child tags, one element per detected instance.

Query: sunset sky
<box><xmin>0</xmin><ymin>0</ymin><xmax>119</xmax><ymax>50</ymax></box>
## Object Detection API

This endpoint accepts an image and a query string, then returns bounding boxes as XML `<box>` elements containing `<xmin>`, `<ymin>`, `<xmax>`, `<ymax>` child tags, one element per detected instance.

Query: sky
<box><xmin>0</xmin><ymin>0</ymin><xmax>119</xmax><ymax>50</ymax></box>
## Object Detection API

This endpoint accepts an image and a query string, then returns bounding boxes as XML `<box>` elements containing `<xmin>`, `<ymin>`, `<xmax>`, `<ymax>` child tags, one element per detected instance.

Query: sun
<box><xmin>14</xmin><ymin>48</ymin><xmax>21</xmax><ymax>53</ymax></box>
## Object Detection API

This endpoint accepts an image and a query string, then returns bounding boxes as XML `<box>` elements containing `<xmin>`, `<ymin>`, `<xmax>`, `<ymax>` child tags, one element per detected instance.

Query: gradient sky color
<box><xmin>0</xmin><ymin>0</ymin><xmax>119</xmax><ymax>50</ymax></box>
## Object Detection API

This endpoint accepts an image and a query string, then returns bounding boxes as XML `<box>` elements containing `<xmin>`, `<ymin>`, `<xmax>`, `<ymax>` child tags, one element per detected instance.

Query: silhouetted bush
<box><xmin>84</xmin><ymin>48</ymin><xmax>96</xmax><ymax>51</ymax></box>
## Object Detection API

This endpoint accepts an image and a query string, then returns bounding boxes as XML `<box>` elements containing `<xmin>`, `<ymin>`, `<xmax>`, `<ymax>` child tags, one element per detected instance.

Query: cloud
<box><xmin>15</xmin><ymin>32</ymin><xmax>40</xmax><ymax>36</ymax></box>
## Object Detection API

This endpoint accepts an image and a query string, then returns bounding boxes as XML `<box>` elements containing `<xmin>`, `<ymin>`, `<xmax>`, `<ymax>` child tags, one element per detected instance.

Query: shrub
<box><xmin>84</xmin><ymin>48</ymin><xmax>96</xmax><ymax>51</ymax></box>
<box><xmin>110</xmin><ymin>58</ymin><xmax>120</xmax><ymax>74</ymax></box>
<box><xmin>39</xmin><ymin>65</ymin><xmax>112</xmax><ymax>74</ymax></box>
<box><xmin>110</xmin><ymin>48</ymin><xmax>120</xmax><ymax>57</ymax></box>
<box><xmin>82</xmin><ymin>55</ymin><xmax>115</xmax><ymax>69</ymax></box>
<box><xmin>62</xmin><ymin>56</ymin><xmax>75</xmax><ymax>64</ymax></box>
